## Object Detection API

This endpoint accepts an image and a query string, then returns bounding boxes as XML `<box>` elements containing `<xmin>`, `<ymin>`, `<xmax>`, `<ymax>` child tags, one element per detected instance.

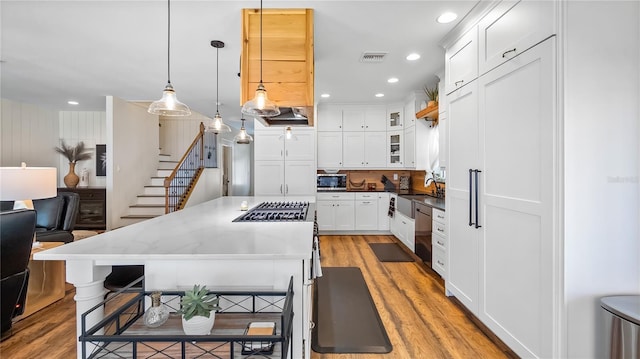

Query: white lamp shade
<box><xmin>148</xmin><ymin>84</ymin><xmax>192</xmax><ymax>116</ymax></box>
<box><xmin>0</xmin><ymin>166</ymin><xmax>57</xmax><ymax>201</ymax></box>
<box><xmin>241</xmin><ymin>83</ymin><xmax>280</xmax><ymax>118</ymax></box>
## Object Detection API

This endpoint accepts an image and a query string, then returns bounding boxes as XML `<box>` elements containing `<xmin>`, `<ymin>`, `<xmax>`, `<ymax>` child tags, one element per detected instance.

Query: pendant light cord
<box><xmin>259</xmin><ymin>0</ymin><xmax>263</xmax><ymax>84</ymax></box>
<box><xmin>216</xmin><ymin>46</ymin><xmax>219</xmax><ymax>113</ymax></box>
<box><xmin>167</xmin><ymin>0</ymin><xmax>171</xmax><ymax>85</ymax></box>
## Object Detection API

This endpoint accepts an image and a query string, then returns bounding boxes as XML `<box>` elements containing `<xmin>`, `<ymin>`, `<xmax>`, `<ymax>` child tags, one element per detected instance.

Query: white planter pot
<box><xmin>182</xmin><ymin>313</ymin><xmax>215</xmax><ymax>335</ymax></box>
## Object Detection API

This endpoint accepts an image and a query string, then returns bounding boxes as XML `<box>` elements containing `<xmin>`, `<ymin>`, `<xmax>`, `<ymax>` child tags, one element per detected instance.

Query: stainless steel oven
<box><xmin>413</xmin><ymin>202</ymin><xmax>432</xmax><ymax>266</ymax></box>
<box><xmin>316</xmin><ymin>174</ymin><xmax>347</xmax><ymax>191</ymax></box>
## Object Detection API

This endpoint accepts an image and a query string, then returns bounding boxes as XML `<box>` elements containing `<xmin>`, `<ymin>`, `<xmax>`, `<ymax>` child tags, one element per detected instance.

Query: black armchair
<box><xmin>1</xmin><ymin>209</ymin><xmax>37</xmax><ymax>336</ymax></box>
<box><xmin>33</xmin><ymin>192</ymin><xmax>79</xmax><ymax>243</ymax></box>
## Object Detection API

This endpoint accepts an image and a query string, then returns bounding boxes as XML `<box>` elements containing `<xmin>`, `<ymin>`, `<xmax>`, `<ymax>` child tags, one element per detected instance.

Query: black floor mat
<box><xmin>312</xmin><ymin>267</ymin><xmax>392</xmax><ymax>354</ymax></box>
<box><xmin>369</xmin><ymin>242</ymin><xmax>414</xmax><ymax>262</ymax></box>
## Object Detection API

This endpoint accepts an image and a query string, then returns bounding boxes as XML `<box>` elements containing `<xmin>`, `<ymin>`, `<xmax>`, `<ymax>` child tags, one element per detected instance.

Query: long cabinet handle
<box><xmin>502</xmin><ymin>48</ymin><xmax>517</xmax><ymax>58</ymax></box>
<box><xmin>474</xmin><ymin>169</ymin><xmax>482</xmax><ymax>229</ymax></box>
<box><xmin>469</xmin><ymin>169</ymin><xmax>473</xmax><ymax>226</ymax></box>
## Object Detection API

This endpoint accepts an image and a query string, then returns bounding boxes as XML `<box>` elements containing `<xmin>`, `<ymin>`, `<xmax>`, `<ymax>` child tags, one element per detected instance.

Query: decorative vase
<box><xmin>143</xmin><ymin>292</ymin><xmax>170</xmax><ymax>328</ymax></box>
<box><xmin>64</xmin><ymin>162</ymin><xmax>80</xmax><ymax>188</ymax></box>
<box><xmin>182</xmin><ymin>313</ymin><xmax>215</xmax><ymax>335</ymax></box>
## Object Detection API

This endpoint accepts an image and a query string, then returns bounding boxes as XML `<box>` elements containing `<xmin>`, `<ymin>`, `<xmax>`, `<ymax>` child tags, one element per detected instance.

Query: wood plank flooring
<box><xmin>0</xmin><ymin>234</ymin><xmax>514</xmax><ymax>359</ymax></box>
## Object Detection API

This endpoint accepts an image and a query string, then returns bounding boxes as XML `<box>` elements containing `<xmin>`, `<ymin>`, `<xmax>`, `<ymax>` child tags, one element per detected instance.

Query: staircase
<box><xmin>120</xmin><ymin>154</ymin><xmax>178</xmax><ymax>225</ymax></box>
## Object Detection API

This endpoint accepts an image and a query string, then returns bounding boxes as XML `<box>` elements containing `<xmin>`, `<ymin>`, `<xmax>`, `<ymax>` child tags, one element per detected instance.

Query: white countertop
<box><xmin>34</xmin><ymin>196</ymin><xmax>316</xmax><ymax>262</ymax></box>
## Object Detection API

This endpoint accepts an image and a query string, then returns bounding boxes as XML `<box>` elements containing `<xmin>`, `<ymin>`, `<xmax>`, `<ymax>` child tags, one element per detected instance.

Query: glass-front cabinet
<box><xmin>386</xmin><ymin>105</ymin><xmax>403</xmax><ymax>130</ymax></box>
<box><xmin>387</xmin><ymin>130</ymin><xmax>403</xmax><ymax>167</ymax></box>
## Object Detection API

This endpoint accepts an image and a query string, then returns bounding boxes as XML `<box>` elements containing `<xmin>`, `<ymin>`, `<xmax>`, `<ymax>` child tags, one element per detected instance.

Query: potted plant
<box><xmin>178</xmin><ymin>285</ymin><xmax>221</xmax><ymax>335</ymax></box>
<box><xmin>54</xmin><ymin>140</ymin><xmax>92</xmax><ymax>188</ymax></box>
<box><xmin>423</xmin><ymin>85</ymin><xmax>439</xmax><ymax>108</ymax></box>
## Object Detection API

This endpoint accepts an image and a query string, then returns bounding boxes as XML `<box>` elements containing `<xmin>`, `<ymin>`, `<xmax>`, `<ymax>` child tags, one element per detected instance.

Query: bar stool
<box><xmin>103</xmin><ymin>265</ymin><xmax>144</xmax><ymax>298</ymax></box>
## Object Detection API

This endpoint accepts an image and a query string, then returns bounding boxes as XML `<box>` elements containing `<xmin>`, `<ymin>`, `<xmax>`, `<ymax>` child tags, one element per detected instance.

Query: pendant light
<box><xmin>241</xmin><ymin>0</ymin><xmax>280</xmax><ymax>118</ymax></box>
<box><xmin>206</xmin><ymin>40</ymin><xmax>231</xmax><ymax>134</ymax></box>
<box><xmin>234</xmin><ymin>118</ymin><xmax>253</xmax><ymax>144</ymax></box>
<box><xmin>278</xmin><ymin>126</ymin><xmax>298</xmax><ymax>141</ymax></box>
<box><xmin>148</xmin><ymin>0</ymin><xmax>191</xmax><ymax>116</ymax></box>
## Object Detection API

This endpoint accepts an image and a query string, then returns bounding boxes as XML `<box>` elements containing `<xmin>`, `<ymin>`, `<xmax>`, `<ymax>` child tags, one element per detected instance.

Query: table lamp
<box><xmin>0</xmin><ymin>162</ymin><xmax>57</xmax><ymax>209</ymax></box>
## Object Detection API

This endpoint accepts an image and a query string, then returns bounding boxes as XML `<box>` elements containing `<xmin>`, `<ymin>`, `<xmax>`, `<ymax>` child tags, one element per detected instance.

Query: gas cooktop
<box><xmin>233</xmin><ymin>201</ymin><xmax>310</xmax><ymax>222</ymax></box>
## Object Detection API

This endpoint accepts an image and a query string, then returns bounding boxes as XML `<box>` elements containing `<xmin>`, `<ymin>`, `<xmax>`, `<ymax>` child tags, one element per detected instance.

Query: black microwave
<box><xmin>317</xmin><ymin>174</ymin><xmax>347</xmax><ymax>191</ymax></box>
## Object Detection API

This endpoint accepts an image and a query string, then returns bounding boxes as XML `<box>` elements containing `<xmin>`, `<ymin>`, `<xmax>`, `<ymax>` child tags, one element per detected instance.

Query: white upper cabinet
<box><xmin>253</xmin><ymin>131</ymin><xmax>285</xmax><ymax>161</ymax></box>
<box><xmin>386</xmin><ymin>105</ymin><xmax>403</xmax><ymax>130</ymax></box>
<box><xmin>342</xmin><ymin>107</ymin><xmax>366</xmax><ymax>131</ymax></box>
<box><xmin>478</xmin><ymin>0</ymin><xmax>554</xmax><ymax>75</ymax></box>
<box><xmin>342</xmin><ymin>105</ymin><xmax>386</xmax><ymax>131</ymax></box>
<box><xmin>445</xmin><ymin>26</ymin><xmax>478</xmax><ymax>94</ymax></box>
<box><xmin>317</xmin><ymin>132</ymin><xmax>343</xmax><ymax>168</ymax></box>
<box><xmin>317</xmin><ymin>105</ymin><xmax>343</xmax><ymax>131</ymax></box>
<box><xmin>342</xmin><ymin>131</ymin><xmax>386</xmax><ymax>168</ymax></box>
<box><xmin>387</xmin><ymin>130</ymin><xmax>404</xmax><ymax>167</ymax></box>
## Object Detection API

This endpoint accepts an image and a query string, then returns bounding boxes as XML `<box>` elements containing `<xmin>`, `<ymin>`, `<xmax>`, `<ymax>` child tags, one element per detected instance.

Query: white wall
<box><xmin>0</xmin><ymin>98</ymin><xmax>58</xmax><ymax>169</ymax></box>
<box><xmin>107</xmin><ymin>97</ymin><xmax>159</xmax><ymax>229</ymax></box>
<box><xmin>159</xmin><ymin>114</ymin><xmax>210</xmax><ymax>161</ymax></box>
<box><xmin>232</xmin><ymin>141</ymin><xmax>253</xmax><ymax>196</ymax></box>
<box><xmin>184</xmin><ymin>168</ymin><xmax>222</xmax><ymax>207</ymax></box>
<box><xmin>563</xmin><ymin>1</ymin><xmax>640</xmax><ymax>358</ymax></box>
<box><xmin>58</xmin><ymin>111</ymin><xmax>107</xmax><ymax>187</ymax></box>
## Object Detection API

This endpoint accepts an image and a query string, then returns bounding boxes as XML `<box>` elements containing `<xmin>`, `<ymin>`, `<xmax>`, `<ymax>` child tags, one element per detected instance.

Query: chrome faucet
<box><xmin>425</xmin><ymin>177</ymin><xmax>444</xmax><ymax>198</ymax></box>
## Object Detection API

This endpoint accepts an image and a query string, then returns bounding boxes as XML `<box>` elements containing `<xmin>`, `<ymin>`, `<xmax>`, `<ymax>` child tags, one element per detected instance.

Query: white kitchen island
<box><xmin>34</xmin><ymin>196</ymin><xmax>316</xmax><ymax>359</ymax></box>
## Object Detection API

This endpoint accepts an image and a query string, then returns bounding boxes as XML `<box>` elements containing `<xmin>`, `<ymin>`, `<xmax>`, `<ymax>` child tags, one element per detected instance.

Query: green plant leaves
<box><xmin>177</xmin><ymin>285</ymin><xmax>221</xmax><ymax>321</ymax></box>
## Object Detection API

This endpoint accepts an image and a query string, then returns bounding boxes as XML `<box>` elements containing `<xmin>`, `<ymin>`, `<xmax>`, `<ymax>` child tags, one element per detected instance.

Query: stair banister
<box><xmin>163</xmin><ymin>122</ymin><xmax>206</xmax><ymax>214</ymax></box>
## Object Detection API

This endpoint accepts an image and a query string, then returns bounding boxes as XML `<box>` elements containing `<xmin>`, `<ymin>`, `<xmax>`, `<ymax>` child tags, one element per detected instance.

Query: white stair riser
<box><xmin>156</xmin><ymin>169</ymin><xmax>172</xmax><ymax>177</ymax></box>
<box><xmin>150</xmin><ymin>178</ymin><xmax>166</xmax><ymax>186</ymax></box>
<box><xmin>137</xmin><ymin>196</ymin><xmax>165</xmax><ymax>205</ymax></box>
<box><xmin>144</xmin><ymin>187</ymin><xmax>165</xmax><ymax>196</ymax></box>
<box><xmin>129</xmin><ymin>206</ymin><xmax>165</xmax><ymax>216</ymax></box>
<box><xmin>158</xmin><ymin>162</ymin><xmax>178</xmax><ymax>170</ymax></box>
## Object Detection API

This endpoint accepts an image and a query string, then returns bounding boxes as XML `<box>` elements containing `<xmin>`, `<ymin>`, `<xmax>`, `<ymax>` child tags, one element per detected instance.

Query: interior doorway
<box><xmin>222</xmin><ymin>145</ymin><xmax>232</xmax><ymax>196</ymax></box>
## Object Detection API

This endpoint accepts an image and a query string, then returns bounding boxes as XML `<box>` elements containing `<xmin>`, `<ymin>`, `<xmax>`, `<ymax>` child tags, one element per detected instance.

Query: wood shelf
<box><xmin>416</xmin><ymin>104</ymin><xmax>439</xmax><ymax>122</ymax></box>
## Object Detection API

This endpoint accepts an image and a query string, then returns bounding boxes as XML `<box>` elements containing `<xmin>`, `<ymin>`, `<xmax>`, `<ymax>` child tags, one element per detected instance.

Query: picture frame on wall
<box><xmin>96</xmin><ymin>144</ymin><xmax>106</xmax><ymax>176</ymax></box>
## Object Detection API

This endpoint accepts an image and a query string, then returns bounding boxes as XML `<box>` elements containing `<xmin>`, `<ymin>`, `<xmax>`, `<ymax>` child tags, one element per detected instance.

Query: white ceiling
<box><xmin>0</xmin><ymin>0</ymin><xmax>478</xmax><ymax>131</ymax></box>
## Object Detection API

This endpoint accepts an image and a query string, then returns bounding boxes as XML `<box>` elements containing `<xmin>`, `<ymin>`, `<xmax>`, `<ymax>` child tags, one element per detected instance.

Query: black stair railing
<box><xmin>163</xmin><ymin>122</ymin><xmax>205</xmax><ymax>214</ymax></box>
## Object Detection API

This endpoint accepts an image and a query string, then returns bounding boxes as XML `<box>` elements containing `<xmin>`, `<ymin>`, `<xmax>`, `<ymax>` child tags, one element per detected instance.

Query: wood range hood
<box><xmin>240</xmin><ymin>8</ymin><xmax>314</xmax><ymax>127</ymax></box>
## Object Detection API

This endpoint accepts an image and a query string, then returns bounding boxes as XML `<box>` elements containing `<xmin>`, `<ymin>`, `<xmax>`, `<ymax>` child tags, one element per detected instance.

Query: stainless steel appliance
<box><xmin>413</xmin><ymin>201</ymin><xmax>432</xmax><ymax>265</ymax></box>
<box><xmin>601</xmin><ymin>295</ymin><xmax>640</xmax><ymax>359</ymax></box>
<box><xmin>317</xmin><ymin>174</ymin><xmax>347</xmax><ymax>191</ymax></box>
<box><xmin>233</xmin><ymin>201</ymin><xmax>310</xmax><ymax>222</ymax></box>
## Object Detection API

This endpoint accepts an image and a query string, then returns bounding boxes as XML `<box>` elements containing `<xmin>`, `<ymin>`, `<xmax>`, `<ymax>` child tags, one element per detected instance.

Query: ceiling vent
<box><xmin>359</xmin><ymin>51</ymin><xmax>388</xmax><ymax>63</ymax></box>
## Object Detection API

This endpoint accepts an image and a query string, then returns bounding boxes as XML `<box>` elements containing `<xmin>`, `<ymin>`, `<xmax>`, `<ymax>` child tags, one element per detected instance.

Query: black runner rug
<box><xmin>312</xmin><ymin>267</ymin><xmax>392</xmax><ymax>353</ymax></box>
<box><xmin>369</xmin><ymin>242</ymin><xmax>414</xmax><ymax>262</ymax></box>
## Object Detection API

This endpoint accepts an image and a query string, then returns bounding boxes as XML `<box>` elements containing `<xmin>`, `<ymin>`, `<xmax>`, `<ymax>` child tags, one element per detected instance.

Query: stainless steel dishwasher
<box><xmin>413</xmin><ymin>201</ymin><xmax>432</xmax><ymax>266</ymax></box>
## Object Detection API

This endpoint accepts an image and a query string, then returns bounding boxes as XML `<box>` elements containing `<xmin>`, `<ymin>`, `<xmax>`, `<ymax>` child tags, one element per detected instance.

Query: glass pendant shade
<box><xmin>242</xmin><ymin>83</ymin><xmax>280</xmax><ymax>117</ymax></box>
<box><xmin>148</xmin><ymin>83</ymin><xmax>191</xmax><ymax>116</ymax></box>
<box><xmin>205</xmin><ymin>112</ymin><xmax>231</xmax><ymax>133</ymax></box>
<box><xmin>234</xmin><ymin>119</ymin><xmax>253</xmax><ymax>144</ymax></box>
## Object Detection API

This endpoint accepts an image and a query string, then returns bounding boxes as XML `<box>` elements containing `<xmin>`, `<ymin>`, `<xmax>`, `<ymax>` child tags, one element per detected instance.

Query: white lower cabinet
<box><xmin>392</xmin><ymin>211</ymin><xmax>415</xmax><ymax>252</ymax></box>
<box><xmin>355</xmin><ymin>193</ymin><xmax>377</xmax><ymax>230</ymax></box>
<box><xmin>316</xmin><ymin>193</ymin><xmax>355</xmax><ymax>231</ymax></box>
<box><xmin>432</xmin><ymin>208</ymin><xmax>446</xmax><ymax>278</ymax></box>
<box><xmin>377</xmin><ymin>192</ymin><xmax>390</xmax><ymax>231</ymax></box>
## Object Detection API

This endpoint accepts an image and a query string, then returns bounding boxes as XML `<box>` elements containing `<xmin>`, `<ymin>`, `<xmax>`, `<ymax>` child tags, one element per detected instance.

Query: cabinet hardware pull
<box><xmin>437</xmin><ymin>228</ymin><xmax>444</xmax><ymax>232</ymax></box>
<box><xmin>402</xmin><ymin>221</ymin><xmax>406</xmax><ymax>224</ymax></box>
<box><xmin>286</xmin><ymin>184</ymin><xmax>289</xmax><ymax>194</ymax></box>
<box><xmin>437</xmin><ymin>260</ymin><xmax>444</xmax><ymax>266</ymax></box>
<box><xmin>474</xmin><ymin>169</ymin><xmax>482</xmax><ymax>229</ymax></box>
<box><xmin>438</xmin><ymin>215</ymin><xmax>444</xmax><ymax>219</ymax></box>
<box><xmin>455</xmin><ymin>80</ymin><xmax>464</xmax><ymax>87</ymax></box>
<box><xmin>502</xmin><ymin>48</ymin><xmax>517</xmax><ymax>58</ymax></box>
<box><xmin>469</xmin><ymin>169</ymin><xmax>473</xmax><ymax>226</ymax></box>
<box><xmin>280</xmin><ymin>184</ymin><xmax>283</xmax><ymax>194</ymax></box>
<box><xmin>437</xmin><ymin>241</ymin><xmax>444</xmax><ymax>246</ymax></box>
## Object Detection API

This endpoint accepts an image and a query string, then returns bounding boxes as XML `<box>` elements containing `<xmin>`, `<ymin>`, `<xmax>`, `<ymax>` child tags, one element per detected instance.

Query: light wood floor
<box><xmin>0</xmin><ymin>235</ymin><xmax>514</xmax><ymax>359</ymax></box>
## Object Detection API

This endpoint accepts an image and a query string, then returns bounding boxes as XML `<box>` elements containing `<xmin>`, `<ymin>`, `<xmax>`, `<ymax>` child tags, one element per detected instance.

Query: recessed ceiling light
<box><xmin>437</xmin><ymin>12</ymin><xmax>458</xmax><ymax>24</ymax></box>
<box><xmin>321</xmin><ymin>93</ymin><xmax>330</xmax><ymax>98</ymax></box>
<box><xmin>68</xmin><ymin>100</ymin><xmax>79</xmax><ymax>105</ymax></box>
<box><xmin>387</xmin><ymin>77</ymin><xmax>399</xmax><ymax>83</ymax></box>
<box><xmin>375</xmin><ymin>93</ymin><xmax>385</xmax><ymax>98</ymax></box>
<box><xmin>406</xmin><ymin>53</ymin><xmax>420</xmax><ymax>61</ymax></box>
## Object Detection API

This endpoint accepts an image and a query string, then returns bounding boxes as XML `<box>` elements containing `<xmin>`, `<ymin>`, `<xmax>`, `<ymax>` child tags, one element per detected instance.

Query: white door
<box><xmin>445</xmin><ymin>80</ymin><xmax>480</xmax><ymax>313</ymax></box>
<box><xmin>254</xmin><ymin>132</ymin><xmax>283</xmax><ymax>161</ymax></box>
<box><xmin>342</xmin><ymin>132</ymin><xmax>365</xmax><ymax>168</ymax></box>
<box><xmin>316</xmin><ymin>201</ymin><xmax>336</xmax><ymax>231</ymax></box>
<box><xmin>364</xmin><ymin>132</ymin><xmax>387</xmax><ymax>168</ymax></box>
<box><xmin>284</xmin><ymin>161</ymin><xmax>316</xmax><ymax>196</ymax></box>
<box><xmin>285</xmin><ymin>129</ymin><xmax>315</xmax><ymax>161</ymax></box>
<box><xmin>477</xmin><ymin>38</ymin><xmax>555</xmax><ymax>358</ymax></box>
<box><xmin>317</xmin><ymin>132</ymin><xmax>343</xmax><ymax>168</ymax></box>
<box><xmin>334</xmin><ymin>200</ymin><xmax>355</xmax><ymax>231</ymax></box>
<box><xmin>254</xmin><ymin>161</ymin><xmax>284</xmax><ymax>196</ymax></box>
<box><xmin>355</xmin><ymin>199</ymin><xmax>378</xmax><ymax>230</ymax></box>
